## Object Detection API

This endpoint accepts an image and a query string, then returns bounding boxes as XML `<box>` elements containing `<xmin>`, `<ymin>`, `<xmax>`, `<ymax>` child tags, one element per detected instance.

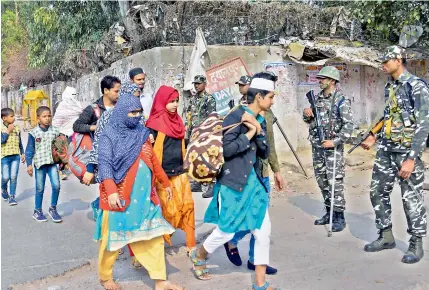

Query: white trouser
<box><xmin>203</xmin><ymin>210</ymin><xmax>271</xmax><ymax>265</ymax></box>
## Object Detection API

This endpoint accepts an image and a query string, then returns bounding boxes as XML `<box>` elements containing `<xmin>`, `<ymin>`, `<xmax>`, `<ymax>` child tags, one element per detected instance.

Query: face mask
<box><xmin>125</xmin><ymin>116</ymin><xmax>141</xmax><ymax>128</ymax></box>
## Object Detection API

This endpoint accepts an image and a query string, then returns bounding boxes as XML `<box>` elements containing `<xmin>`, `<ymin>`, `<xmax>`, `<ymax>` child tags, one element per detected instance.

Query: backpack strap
<box><xmin>406</xmin><ymin>76</ymin><xmax>429</xmax><ymax>108</ymax></box>
<box><xmin>92</xmin><ymin>104</ymin><xmax>101</xmax><ymax>119</ymax></box>
<box><xmin>337</xmin><ymin>95</ymin><xmax>345</xmax><ymax>116</ymax></box>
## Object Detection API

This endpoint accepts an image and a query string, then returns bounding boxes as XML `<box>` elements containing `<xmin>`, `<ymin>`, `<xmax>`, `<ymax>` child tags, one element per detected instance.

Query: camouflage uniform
<box><xmin>370</xmin><ymin>47</ymin><xmax>429</xmax><ymax>237</ymax></box>
<box><xmin>304</xmin><ymin>90</ymin><xmax>354</xmax><ymax>212</ymax></box>
<box><xmin>185</xmin><ymin>75</ymin><xmax>217</xmax><ymax>138</ymax></box>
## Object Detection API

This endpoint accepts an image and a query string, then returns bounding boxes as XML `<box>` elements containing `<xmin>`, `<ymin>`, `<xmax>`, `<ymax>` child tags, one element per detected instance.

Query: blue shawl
<box><xmin>98</xmin><ymin>91</ymin><xmax>150</xmax><ymax>184</ymax></box>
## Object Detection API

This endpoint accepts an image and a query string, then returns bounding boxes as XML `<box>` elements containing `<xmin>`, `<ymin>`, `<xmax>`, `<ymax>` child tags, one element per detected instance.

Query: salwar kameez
<box><xmin>156</xmin><ymin>173</ymin><xmax>196</xmax><ymax>249</ymax></box>
<box><xmin>203</xmin><ymin>168</ymin><xmax>271</xmax><ymax>265</ymax></box>
<box><xmin>98</xmin><ymin>213</ymin><xmax>167</xmax><ymax>281</ymax></box>
<box><xmin>152</xmin><ymin>131</ymin><xmax>196</xmax><ymax>250</ymax></box>
<box><xmin>94</xmin><ymin>160</ymin><xmax>174</xmax><ymax>280</ymax></box>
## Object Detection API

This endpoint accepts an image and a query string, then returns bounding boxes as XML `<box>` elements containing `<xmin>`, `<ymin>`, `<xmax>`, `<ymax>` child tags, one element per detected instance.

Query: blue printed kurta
<box><xmin>204</xmin><ymin>168</ymin><xmax>268</xmax><ymax>233</ymax></box>
<box><xmin>94</xmin><ymin>160</ymin><xmax>174</xmax><ymax>251</ymax></box>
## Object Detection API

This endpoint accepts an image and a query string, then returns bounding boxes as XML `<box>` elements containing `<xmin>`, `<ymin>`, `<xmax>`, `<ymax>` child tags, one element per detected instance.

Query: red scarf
<box><xmin>146</xmin><ymin>86</ymin><xmax>185</xmax><ymax>139</ymax></box>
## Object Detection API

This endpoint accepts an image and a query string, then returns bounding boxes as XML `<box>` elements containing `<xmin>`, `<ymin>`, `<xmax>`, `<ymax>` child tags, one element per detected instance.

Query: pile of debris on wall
<box><xmin>117</xmin><ymin>1</ymin><xmax>344</xmax><ymax>47</ymax></box>
<box><xmin>3</xmin><ymin>1</ymin><xmax>427</xmax><ymax>90</ymax></box>
<box><xmin>280</xmin><ymin>37</ymin><xmax>429</xmax><ymax>68</ymax></box>
<box><xmin>58</xmin><ymin>1</ymin><xmax>428</xmax><ymax>82</ymax></box>
<box><xmin>73</xmin><ymin>1</ymin><xmax>345</xmax><ymax>77</ymax></box>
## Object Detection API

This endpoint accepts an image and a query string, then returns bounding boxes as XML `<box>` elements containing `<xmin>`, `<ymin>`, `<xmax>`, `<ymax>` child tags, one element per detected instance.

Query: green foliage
<box><xmin>3</xmin><ymin>1</ymin><xmax>121</xmax><ymax>70</ymax></box>
<box><xmin>345</xmin><ymin>1</ymin><xmax>428</xmax><ymax>44</ymax></box>
<box><xmin>1</xmin><ymin>8</ymin><xmax>28</xmax><ymax>67</ymax></box>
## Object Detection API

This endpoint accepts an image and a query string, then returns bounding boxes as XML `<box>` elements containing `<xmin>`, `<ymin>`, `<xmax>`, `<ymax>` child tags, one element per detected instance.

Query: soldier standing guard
<box><xmin>185</xmin><ymin>75</ymin><xmax>216</xmax><ymax>137</ymax></box>
<box><xmin>360</xmin><ymin>46</ymin><xmax>429</xmax><ymax>264</ymax></box>
<box><xmin>303</xmin><ymin>66</ymin><xmax>354</xmax><ymax>232</ymax></box>
<box><xmin>185</xmin><ymin>75</ymin><xmax>217</xmax><ymax>195</ymax></box>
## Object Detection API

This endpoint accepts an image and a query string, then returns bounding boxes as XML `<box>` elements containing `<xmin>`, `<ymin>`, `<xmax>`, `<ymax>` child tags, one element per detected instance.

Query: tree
<box><xmin>322</xmin><ymin>0</ymin><xmax>429</xmax><ymax>46</ymax></box>
<box><xmin>1</xmin><ymin>7</ymin><xmax>28</xmax><ymax>69</ymax></box>
<box><xmin>19</xmin><ymin>1</ymin><xmax>120</xmax><ymax>73</ymax></box>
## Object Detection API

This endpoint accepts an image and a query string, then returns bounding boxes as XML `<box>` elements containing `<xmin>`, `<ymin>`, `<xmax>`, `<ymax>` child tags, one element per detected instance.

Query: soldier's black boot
<box><xmin>401</xmin><ymin>236</ymin><xmax>424</xmax><ymax>264</ymax></box>
<box><xmin>314</xmin><ymin>207</ymin><xmax>330</xmax><ymax>225</ymax></box>
<box><xmin>332</xmin><ymin>211</ymin><xmax>346</xmax><ymax>232</ymax></box>
<box><xmin>364</xmin><ymin>228</ymin><xmax>396</xmax><ymax>252</ymax></box>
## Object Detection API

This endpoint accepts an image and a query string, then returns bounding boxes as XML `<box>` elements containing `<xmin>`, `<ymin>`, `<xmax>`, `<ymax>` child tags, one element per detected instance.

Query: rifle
<box><xmin>348</xmin><ymin>85</ymin><xmax>400</xmax><ymax>154</ymax></box>
<box><xmin>347</xmin><ymin>120</ymin><xmax>384</xmax><ymax>154</ymax></box>
<box><xmin>306</xmin><ymin>90</ymin><xmax>325</xmax><ymax>143</ymax></box>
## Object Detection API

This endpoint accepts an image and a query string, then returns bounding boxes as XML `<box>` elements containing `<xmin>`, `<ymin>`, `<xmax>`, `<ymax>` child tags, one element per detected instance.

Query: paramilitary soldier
<box><xmin>303</xmin><ymin>66</ymin><xmax>354</xmax><ymax>232</ymax></box>
<box><xmin>185</xmin><ymin>75</ymin><xmax>217</xmax><ymax>195</ymax></box>
<box><xmin>185</xmin><ymin>75</ymin><xmax>217</xmax><ymax>138</ymax></box>
<box><xmin>360</xmin><ymin>46</ymin><xmax>429</xmax><ymax>264</ymax></box>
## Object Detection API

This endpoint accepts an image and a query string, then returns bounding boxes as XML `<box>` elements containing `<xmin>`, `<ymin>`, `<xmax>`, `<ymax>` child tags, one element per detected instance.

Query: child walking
<box><xmin>146</xmin><ymin>86</ymin><xmax>196</xmax><ymax>253</ymax></box>
<box><xmin>1</xmin><ymin>108</ymin><xmax>25</xmax><ymax>206</ymax></box>
<box><xmin>25</xmin><ymin>106</ymin><xmax>62</xmax><ymax>223</ymax></box>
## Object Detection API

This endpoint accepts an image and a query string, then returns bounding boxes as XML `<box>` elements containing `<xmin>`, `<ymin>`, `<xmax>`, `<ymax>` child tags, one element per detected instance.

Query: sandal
<box><xmin>157</xmin><ymin>280</ymin><xmax>186</xmax><ymax>290</ymax></box>
<box><xmin>189</xmin><ymin>248</ymin><xmax>211</xmax><ymax>280</ymax></box>
<box><xmin>131</xmin><ymin>257</ymin><xmax>143</xmax><ymax>269</ymax></box>
<box><xmin>100</xmin><ymin>279</ymin><xmax>121</xmax><ymax>290</ymax></box>
<box><xmin>252</xmin><ymin>282</ymin><xmax>280</xmax><ymax>290</ymax></box>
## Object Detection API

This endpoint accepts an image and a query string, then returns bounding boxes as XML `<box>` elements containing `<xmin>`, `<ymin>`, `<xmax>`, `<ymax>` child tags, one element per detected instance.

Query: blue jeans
<box><xmin>230</xmin><ymin>176</ymin><xmax>271</xmax><ymax>263</ymax></box>
<box><xmin>1</xmin><ymin>155</ymin><xmax>20</xmax><ymax>196</ymax></box>
<box><xmin>34</xmin><ymin>164</ymin><xmax>60</xmax><ymax>210</ymax></box>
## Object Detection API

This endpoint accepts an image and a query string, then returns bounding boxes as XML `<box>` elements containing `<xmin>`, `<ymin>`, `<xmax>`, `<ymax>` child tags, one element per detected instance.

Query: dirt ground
<box><xmin>273</xmin><ymin>146</ymin><xmax>429</xmax><ymax>199</ymax></box>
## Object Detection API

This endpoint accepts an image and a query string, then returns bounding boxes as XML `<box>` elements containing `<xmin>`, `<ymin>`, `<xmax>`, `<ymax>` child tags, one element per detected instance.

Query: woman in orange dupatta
<box><xmin>95</xmin><ymin>92</ymin><xmax>183</xmax><ymax>290</ymax></box>
<box><xmin>146</xmin><ymin>86</ymin><xmax>196</xmax><ymax>253</ymax></box>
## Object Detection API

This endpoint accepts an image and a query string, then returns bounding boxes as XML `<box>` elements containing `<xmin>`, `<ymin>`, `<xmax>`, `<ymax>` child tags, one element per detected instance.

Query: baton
<box><xmin>273</xmin><ymin>116</ymin><xmax>309</xmax><ymax>178</ymax></box>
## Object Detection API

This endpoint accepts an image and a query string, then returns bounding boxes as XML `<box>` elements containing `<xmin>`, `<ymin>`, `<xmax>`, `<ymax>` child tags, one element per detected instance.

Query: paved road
<box><xmin>3</xmin><ymin>129</ymin><xmax>429</xmax><ymax>289</ymax></box>
<box><xmin>1</xmin><ymin>130</ymin><xmax>213</xmax><ymax>290</ymax></box>
<box><xmin>8</xmin><ymin>190</ymin><xmax>429</xmax><ymax>290</ymax></box>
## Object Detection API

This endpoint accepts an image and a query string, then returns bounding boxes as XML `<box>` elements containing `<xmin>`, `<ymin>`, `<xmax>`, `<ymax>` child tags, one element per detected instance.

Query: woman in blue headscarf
<box><xmin>86</xmin><ymin>83</ymin><xmax>144</xmax><ymax>267</ymax></box>
<box><xmin>94</xmin><ymin>92</ymin><xmax>184</xmax><ymax>290</ymax></box>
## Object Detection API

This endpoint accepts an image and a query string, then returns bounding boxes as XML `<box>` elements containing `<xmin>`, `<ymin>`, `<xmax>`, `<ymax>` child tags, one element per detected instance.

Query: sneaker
<box><xmin>8</xmin><ymin>196</ymin><xmax>17</xmax><ymax>206</ymax></box>
<box><xmin>2</xmin><ymin>190</ymin><xmax>9</xmax><ymax>201</ymax></box>
<box><xmin>48</xmin><ymin>206</ymin><xmax>63</xmax><ymax>223</ymax></box>
<box><xmin>59</xmin><ymin>171</ymin><xmax>68</xmax><ymax>180</ymax></box>
<box><xmin>91</xmin><ymin>200</ymin><xmax>99</xmax><ymax>221</ymax></box>
<box><xmin>33</xmin><ymin>209</ymin><xmax>48</xmax><ymax>222</ymax></box>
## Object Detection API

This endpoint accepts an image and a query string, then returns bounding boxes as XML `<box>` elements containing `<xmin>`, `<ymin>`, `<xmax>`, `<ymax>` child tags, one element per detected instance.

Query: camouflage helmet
<box><xmin>316</xmin><ymin>66</ymin><xmax>340</xmax><ymax>82</ymax></box>
<box><xmin>192</xmin><ymin>75</ymin><xmax>207</xmax><ymax>84</ymax></box>
<box><xmin>235</xmin><ymin>75</ymin><xmax>252</xmax><ymax>85</ymax></box>
<box><xmin>378</xmin><ymin>45</ymin><xmax>405</xmax><ymax>63</ymax></box>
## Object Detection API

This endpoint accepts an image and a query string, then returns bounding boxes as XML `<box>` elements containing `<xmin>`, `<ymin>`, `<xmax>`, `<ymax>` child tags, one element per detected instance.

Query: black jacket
<box><xmin>151</xmin><ymin>130</ymin><xmax>185</xmax><ymax>177</ymax></box>
<box><xmin>217</xmin><ymin>106</ymin><xmax>269</xmax><ymax>192</ymax></box>
<box><xmin>73</xmin><ymin>97</ymin><xmax>107</xmax><ymax>133</ymax></box>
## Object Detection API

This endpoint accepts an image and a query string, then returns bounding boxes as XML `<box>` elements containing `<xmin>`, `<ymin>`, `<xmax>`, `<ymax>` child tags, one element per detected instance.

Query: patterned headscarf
<box><xmin>119</xmin><ymin>82</ymin><xmax>140</xmax><ymax>97</ymax></box>
<box><xmin>98</xmin><ymin>91</ymin><xmax>150</xmax><ymax>184</ymax></box>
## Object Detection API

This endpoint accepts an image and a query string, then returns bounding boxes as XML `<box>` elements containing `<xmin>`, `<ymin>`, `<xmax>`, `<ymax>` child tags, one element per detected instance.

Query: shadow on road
<box><xmin>112</xmin><ymin>254</ymin><xmax>183</xmax><ymax>288</ymax></box>
<box><xmin>57</xmin><ymin>198</ymin><xmax>89</xmax><ymax>217</ymax></box>
<box><xmin>15</xmin><ymin>188</ymin><xmax>34</xmax><ymax>203</ymax></box>
<box><xmin>288</xmin><ymin>194</ymin><xmax>409</xmax><ymax>253</ymax></box>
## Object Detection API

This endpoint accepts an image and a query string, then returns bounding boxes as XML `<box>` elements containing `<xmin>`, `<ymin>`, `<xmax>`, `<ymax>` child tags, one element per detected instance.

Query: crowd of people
<box><xmin>1</xmin><ymin>45</ymin><xmax>428</xmax><ymax>289</ymax></box>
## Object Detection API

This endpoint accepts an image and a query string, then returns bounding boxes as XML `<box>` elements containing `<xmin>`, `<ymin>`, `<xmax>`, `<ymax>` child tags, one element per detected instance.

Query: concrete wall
<box><xmin>2</xmin><ymin>46</ymin><xmax>428</xmax><ymax>153</ymax></box>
